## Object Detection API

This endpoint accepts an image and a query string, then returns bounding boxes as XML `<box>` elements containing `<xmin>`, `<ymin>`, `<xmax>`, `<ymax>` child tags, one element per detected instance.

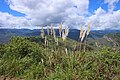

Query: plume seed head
<box><xmin>53</xmin><ymin>28</ymin><xmax>57</xmax><ymax>42</ymax></box>
<box><xmin>59</xmin><ymin>23</ymin><xmax>63</xmax><ymax>37</ymax></box>
<box><xmin>65</xmin><ymin>48</ymin><xmax>68</xmax><ymax>54</ymax></box>
<box><xmin>62</xmin><ymin>30</ymin><xmax>66</xmax><ymax>42</ymax></box>
<box><xmin>87</xmin><ymin>22</ymin><xmax>91</xmax><ymax>36</ymax></box>
<box><xmin>41</xmin><ymin>26</ymin><xmax>44</xmax><ymax>38</ymax></box>
<box><xmin>81</xmin><ymin>30</ymin><xmax>86</xmax><ymax>42</ymax></box>
<box><xmin>47</xmin><ymin>26</ymin><xmax>49</xmax><ymax>35</ymax></box>
<box><xmin>80</xmin><ymin>26</ymin><xmax>83</xmax><ymax>38</ymax></box>
<box><xmin>45</xmin><ymin>36</ymin><xmax>47</xmax><ymax>46</ymax></box>
<box><xmin>65</xmin><ymin>26</ymin><xmax>69</xmax><ymax>37</ymax></box>
<box><xmin>50</xmin><ymin>24</ymin><xmax>53</xmax><ymax>35</ymax></box>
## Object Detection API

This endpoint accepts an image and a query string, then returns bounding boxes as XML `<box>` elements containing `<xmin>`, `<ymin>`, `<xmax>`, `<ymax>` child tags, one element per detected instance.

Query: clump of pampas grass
<box><xmin>41</xmin><ymin>27</ymin><xmax>44</xmax><ymax>39</ymax></box>
<box><xmin>50</xmin><ymin>25</ymin><xmax>53</xmax><ymax>36</ymax></box>
<box><xmin>62</xmin><ymin>26</ymin><xmax>69</xmax><ymax>54</ymax></box>
<box><xmin>59</xmin><ymin>23</ymin><xmax>62</xmax><ymax>37</ymax></box>
<box><xmin>53</xmin><ymin>28</ymin><xmax>57</xmax><ymax>43</ymax></box>
<box><xmin>45</xmin><ymin>36</ymin><xmax>47</xmax><ymax>47</ymax></box>
<box><xmin>62</xmin><ymin>26</ymin><xmax>69</xmax><ymax>42</ymax></box>
<box><xmin>47</xmin><ymin>26</ymin><xmax>49</xmax><ymax>35</ymax></box>
<box><xmin>84</xmin><ymin>22</ymin><xmax>91</xmax><ymax>52</ymax></box>
<box><xmin>79</xmin><ymin>22</ymin><xmax>91</xmax><ymax>52</ymax></box>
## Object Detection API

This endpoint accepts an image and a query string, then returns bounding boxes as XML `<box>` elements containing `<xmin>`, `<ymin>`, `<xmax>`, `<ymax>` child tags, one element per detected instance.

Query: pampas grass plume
<box><xmin>41</xmin><ymin>27</ymin><xmax>44</xmax><ymax>38</ymax></box>
<box><xmin>81</xmin><ymin>30</ymin><xmax>86</xmax><ymax>42</ymax></box>
<box><xmin>80</xmin><ymin>26</ymin><xmax>83</xmax><ymax>39</ymax></box>
<box><xmin>59</xmin><ymin>23</ymin><xmax>62</xmax><ymax>37</ymax></box>
<box><xmin>87</xmin><ymin>22</ymin><xmax>91</xmax><ymax>36</ymax></box>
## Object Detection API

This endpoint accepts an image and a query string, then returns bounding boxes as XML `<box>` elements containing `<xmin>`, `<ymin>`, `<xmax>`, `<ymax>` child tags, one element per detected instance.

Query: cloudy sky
<box><xmin>0</xmin><ymin>0</ymin><xmax>120</xmax><ymax>30</ymax></box>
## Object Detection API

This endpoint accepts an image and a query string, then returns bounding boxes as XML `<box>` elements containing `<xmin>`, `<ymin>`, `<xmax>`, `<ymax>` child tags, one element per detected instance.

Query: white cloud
<box><xmin>6</xmin><ymin>0</ymin><xmax>89</xmax><ymax>28</ymax></box>
<box><xmin>0</xmin><ymin>12</ymin><xmax>30</xmax><ymax>27</ymax></box>
<box><xmin>94</xmin><ymin>7</ymin><xmax>106</xmax><ymax>16</ymax></box>
<box><xmin>1</xmin><ymin>0</ymin><xmax>120</xmax><ymax>30</ymax></box>
<box><xmin>89</xmin><ymin>7</ymin><xmax>120</xmax><ymax>30</ymax></box>
<box><xmin>88</xmin><ymin>0</ymin><xmax>120</xmax><ymax>30</ymax></box>
<box><xmin>104</xmin><ymin>0</ymin><xmax>119</xmax><ymax>13</ymax></box>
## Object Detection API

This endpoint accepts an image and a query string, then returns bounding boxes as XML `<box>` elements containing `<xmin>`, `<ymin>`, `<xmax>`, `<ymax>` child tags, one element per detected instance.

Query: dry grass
<box><xmin>40</xmin><ymin>23</ymin><xmax>90</xmax><ymax>52</ymax></box>
<box><xmin>81</xmin><ymin>30</ymin><xmax>86</xmax><ymax>42</ymax></box>
<box><xmin>50</xmin><ymin>25</ymin><xmax>53</xmax><ymax>36</ymax></box>
<box><xmin>45</xmin><ymin>36</ymin><xmax>47</xmax><ymax>46</ymax></box>
<box><xmin>78</xmin><ymin>22</ymin><xmax>91</xmax><ymax>52</ymax></box>
<box><xmin>41</xmin><ymin>26</ymin><xmax>44</xmax><ymax>39</ymax></box>
<box><xmin>59</xmin><ymin>23</ymin><xmax>62</xmax><ymax>37</ymax></box>
<box><xmin>87</xmin><ymin>22</ymin><xmax>91</xmax><ymax>36</ymax></box>
<box><xmin>65</xmin><ymin>26</ymin><xmax>69</xmax><ymax>37</ymax></box>
<box><xmin>80</xmin><ymin>26</ymin><xmax>83</xmax><ymax>39</ymax></box>
<box><xmin>53</xmin><ymin>28</ymin><xmax>57</xmax><ymax>42</ymax></box>
<box><xmin>62</xmin><ymin>30</ymin><xmax>66</xmax><ymax>42</ymax></box>
<box><xmin>47</xmin><ymin>26</ymin><xmax>49</xmax><ymax>35</ymax></box>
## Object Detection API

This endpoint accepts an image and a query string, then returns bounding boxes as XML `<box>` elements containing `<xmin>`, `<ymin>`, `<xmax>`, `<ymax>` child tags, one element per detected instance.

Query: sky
<box><xmin>0</xmin><ymin>0</ymin><xmax>120</xmax><ymax>30</ymax></box>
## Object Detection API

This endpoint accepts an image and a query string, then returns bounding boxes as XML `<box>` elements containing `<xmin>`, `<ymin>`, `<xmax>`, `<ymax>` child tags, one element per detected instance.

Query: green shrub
<box><xmin>0</xmin><ymin>36</ymin><xmax>119</xmax><ymax>80</ymax></box>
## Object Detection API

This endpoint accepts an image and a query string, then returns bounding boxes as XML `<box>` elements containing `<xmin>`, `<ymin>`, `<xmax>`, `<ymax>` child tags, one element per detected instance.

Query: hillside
<box><xmin>0</xmin><ymin>29</ymin><xmax>120</xmax><ymax>43</ymax></box>
<box><xmin>0</xmin><ymin>36</ymin><xmax>120</xmax><ymax>80</ymax></box>
<box><xmin>87</xmin><ymin>32</ymin><xmax>120</xmax><ymax>51</ymax></box>
<box><xmin>0</xmin><ymin>29</ymin><xmax>120</xmax><ymax>51</ymax></box>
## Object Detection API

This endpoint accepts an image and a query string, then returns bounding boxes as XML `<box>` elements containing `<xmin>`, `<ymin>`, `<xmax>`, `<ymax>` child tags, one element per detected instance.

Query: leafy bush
<box><xmin>4</xmin><ymin>37</ymin><xmax>45</xmax><ymax>60</ymax></box>
<box><xmin>0</xmin><ymin>36</ymin><xmax>119</xmax><ymax>80</ymax></box>
<box><xmin>0</xmin><ymin>43</ymin><xmax>5</xmax><ymax>58</ymax></box>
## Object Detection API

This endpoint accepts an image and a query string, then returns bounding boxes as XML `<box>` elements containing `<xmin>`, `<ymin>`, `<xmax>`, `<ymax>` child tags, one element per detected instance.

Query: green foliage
<box><xmin>4</xmin><ymin>37</ymin><xmax>45</xmax><ymax>60</ymax></box>
<box><xmin>0</xmin><ymin>36</ymin><xmax>46</xmax><ymax>78</ymax></box>
<box><xmin>0</xmin><ymin>43</ymin><xmax>5</xmax><ymax>58</ymax></box>
<box><xmin>0</xmin><ymin>36</ymin><xmax>120</xmax><ymax>80</ymax></box>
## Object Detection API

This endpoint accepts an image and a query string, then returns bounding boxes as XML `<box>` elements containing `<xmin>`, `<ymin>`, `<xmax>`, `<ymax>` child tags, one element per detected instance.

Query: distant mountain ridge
<box><xmin>0</xmin><ymin>29</ymin><xmax>120</xmax><ymax>45</ymax></box>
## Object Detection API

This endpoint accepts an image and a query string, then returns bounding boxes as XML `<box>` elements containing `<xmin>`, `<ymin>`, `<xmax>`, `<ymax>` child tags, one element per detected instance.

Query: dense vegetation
<box><xmin>0</xmin><ymin>36</ymin><xmax>120</xmax><ymax>80</ymax></box>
